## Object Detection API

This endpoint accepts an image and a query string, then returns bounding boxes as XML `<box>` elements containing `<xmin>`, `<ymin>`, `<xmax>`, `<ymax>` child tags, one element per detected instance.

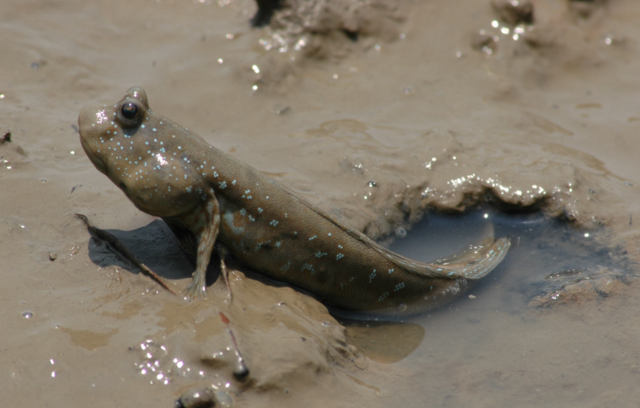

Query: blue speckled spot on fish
<box><xmin>280</xmin><ymin>261</ymin><xmax>291</xmax><ymax>272</ymax></box>
<box><xmin>213</xmin><ymin>171</ymin><xmax>219</xmax><ymax>177</ymax></box>
<box><xmin>369</xmin><ymin>269</ymin><xmax>377</xmax><ymax>283</ymax></box>
<box><xmin>378</xmin><ymin>292</ymin><xmax>389</xmax><ymax>302</ymax></box>
<box><xmin>248</xmin><ymin>215</ymin><xmax>255</xmax><ymax>222</ymax></box>
<box><xmin>315</xmin><ymin>251</ymin><xmax>327</xmax><ymax>258</ymax></box>
<box><xmin>394</xmin><ymin>282</ymin><xmax>405</xmax><ymax>292</ymax></box>
<box><xmin>254</xmin><ymin>240</ymin><xmax>270</xmax><ymax>251</ymax></box>
<box><xmin>309</xmin><ymin>235</ymin><xmax>317</xmax><ymax>241</ymax></box>
<box><xmin>338</xmin><ymin>245</ymin><xmax>343</xmax><ymax>249</ymax></box>
<box><xmin>219</xmin><ymin>181</ymin><xmax>227</xmax><ymax>189</ymax></box>
<box><xmin>275</xmin><ymin>241</ymin><xmax>282</xmax><ymax>248</ymax></box>
<box><xmin>336</xmin><ymin>253</ymin><xmax>344</xmax><ymax>261</ymax></box>
<box><xmin>302</xmin><ymin>263</ymin><xmax>315</xmax><ymax>274</ymax></box>
<box><xmin>270</xmin><ymin>220</ymin><xmax>279</xmax><ymax>227</ymax></box>
<box><xmin>388</xmin><ymin>268</ymin><xmax>395</xmax><ymax>274</ymax></box>
<box><xmin>239</xmin><ymin>209</ymin><xmax>247</xmax><ymax>216</ymax></box>
<box><xmin>257</xmin><ymin>207</ymin><xmax>263</xmax><ymax>213</ymax></box>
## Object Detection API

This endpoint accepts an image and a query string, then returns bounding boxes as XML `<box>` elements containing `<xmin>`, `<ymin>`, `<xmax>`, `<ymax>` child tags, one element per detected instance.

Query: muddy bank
<box><xmin>3</xmin><ymin>0</ymin><xmax>640</xmax><ymax>407</ymax></box>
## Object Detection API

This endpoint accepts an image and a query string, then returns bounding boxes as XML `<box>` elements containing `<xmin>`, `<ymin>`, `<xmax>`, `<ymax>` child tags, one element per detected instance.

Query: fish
<box><xmin>78</xmin><ymin>87</ymin><xmax>510</xmax><ymax>313</ymax></box>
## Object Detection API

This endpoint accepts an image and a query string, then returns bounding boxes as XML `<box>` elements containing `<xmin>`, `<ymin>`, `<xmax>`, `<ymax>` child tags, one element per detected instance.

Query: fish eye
<box><xmin>117</xmin><ymin>100</ymin><xmax>144</xmax><ymax>128</ymax></box>
<box><xmin>121</xmin><ymin>102</ymin><xmax>138</xmax><ymax>119</ymax></box>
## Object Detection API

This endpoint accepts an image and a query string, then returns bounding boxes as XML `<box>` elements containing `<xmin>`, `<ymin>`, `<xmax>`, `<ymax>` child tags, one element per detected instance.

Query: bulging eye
<box><xmin>117</xmin><ymin>100</ymin><xmax>144</xmax><ymax>128</ymax></box>
<box><xmin>121</xmin><ymin>102</ymin><xmax>138</xmax><ymax>119</ymax></box>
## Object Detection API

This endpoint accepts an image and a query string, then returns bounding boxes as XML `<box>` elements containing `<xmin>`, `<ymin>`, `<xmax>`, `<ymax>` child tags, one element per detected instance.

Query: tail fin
<box><xmin>373</xmin><ymin>236</ymin><xmax>511</xmax><ymax>280</ymax></box>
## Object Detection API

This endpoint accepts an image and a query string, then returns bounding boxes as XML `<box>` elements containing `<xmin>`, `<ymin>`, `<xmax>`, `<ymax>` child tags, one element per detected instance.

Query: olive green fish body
<box><xmin>78</xmin><ymin>87</ymin><xmax>510</xmax><ymax>313</ymax></box>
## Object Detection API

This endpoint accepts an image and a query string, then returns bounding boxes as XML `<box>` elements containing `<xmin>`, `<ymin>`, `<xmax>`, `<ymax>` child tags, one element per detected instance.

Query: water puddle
<box><xmin>340</xmin><ymin>206</ymin><xmax>633</xmax><ymax>361</ymax></box>
<box><xmin>384</xmin><ymin>207</ymin><xmax>631</xmax><ymax>309</ymax></box>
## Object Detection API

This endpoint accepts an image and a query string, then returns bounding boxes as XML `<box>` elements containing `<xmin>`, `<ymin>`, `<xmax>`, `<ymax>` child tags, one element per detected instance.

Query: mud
<box><xmin>3</xmin><ymin>0</ymin><xmax>640</xmax><ymax>407</ymax></box>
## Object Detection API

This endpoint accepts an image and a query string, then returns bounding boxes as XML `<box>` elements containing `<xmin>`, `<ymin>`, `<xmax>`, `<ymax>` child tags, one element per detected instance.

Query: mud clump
<box><xmin>251</xmin><ymin>0</ymin><xmax>283</xmax><ymax>27</ymax></box>
<box><xmin>567</xmin><ymin>0</ymin><xmax>609</xmax><ymax>19</ymax></box>
<box><xmin>529</xmin><ymin>267</ymin><xmax>630</xmax><ymax>307</ymax></box>
<box><xmin>268</xmin><ymin>0</ymin><xmax>404</xmax><ymax>49</ymax></box>
<box><xmin>471</xmin><ymin>0</ymin><xmax>620</xmax><ymax>80</ymax></box>
<box><xmin>491</xmin><ymin>0</ymin><xmax>534</xmax><ymax>25</ymax></box>
<box><xmin>250</xmin><ymin>0</ymin><xmax>405</xmax><ymax>88</ymax></box>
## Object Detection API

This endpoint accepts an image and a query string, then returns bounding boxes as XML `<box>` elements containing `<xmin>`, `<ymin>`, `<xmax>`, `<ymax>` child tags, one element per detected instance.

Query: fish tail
<box><xmin>426</xmin><ymin>236</ymin><xmax>511</xmax><ymax>279</ymax></box>
<box><xmin>378</xmin><ymin>237</ymin><xmax>511</xmax><ymax>280</ymax></box>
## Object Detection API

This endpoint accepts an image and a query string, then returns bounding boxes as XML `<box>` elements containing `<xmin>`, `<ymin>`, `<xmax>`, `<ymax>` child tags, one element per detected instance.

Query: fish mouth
<box><xmin>80</xmin><ymin>137</ymin><xmax>108</xmax><ymax>175</ymax></box>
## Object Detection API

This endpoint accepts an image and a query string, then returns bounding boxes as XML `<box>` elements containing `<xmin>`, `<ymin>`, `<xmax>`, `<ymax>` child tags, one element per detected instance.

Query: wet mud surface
<box><xmin>3</xmin><ymin>0</ymin><xmax>640</xmax><ymax>407</ymax></box>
